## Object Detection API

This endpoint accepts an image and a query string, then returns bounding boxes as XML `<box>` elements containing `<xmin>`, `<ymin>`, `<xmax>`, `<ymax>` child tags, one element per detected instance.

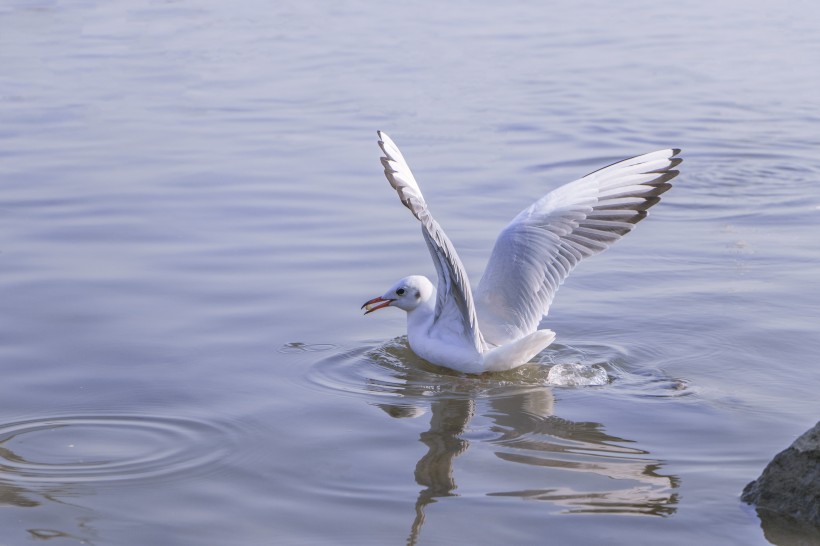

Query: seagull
<box><xmin>362</xmin><ymin>132</ymin><xmax>681</xmax><ymax>374</ymax></box>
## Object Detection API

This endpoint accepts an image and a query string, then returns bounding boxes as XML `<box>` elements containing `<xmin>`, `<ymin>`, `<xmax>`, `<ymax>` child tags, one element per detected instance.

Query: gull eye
<box><xmin>396</xmin><ymin>288</ymin><xmax>406</xmax><ymax>296</ymax></box>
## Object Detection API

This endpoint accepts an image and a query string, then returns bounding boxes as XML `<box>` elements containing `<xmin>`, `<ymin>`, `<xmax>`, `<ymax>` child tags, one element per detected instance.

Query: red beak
<box><xmin>361</xmin><ymin>296</ymin><xmax>393</xmax><ymax>315</ymax></box>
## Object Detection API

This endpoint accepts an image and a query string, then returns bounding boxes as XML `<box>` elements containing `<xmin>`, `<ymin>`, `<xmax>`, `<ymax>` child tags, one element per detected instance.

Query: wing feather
<box><xmin>377</xmin><ymin>131</ymin><xmax>486</xmax><ymax>353</ymax></box>
<box><xmin>475</xmin><ymin>149</ymin><xmax>682</xmax><ymax>346</ymax></box>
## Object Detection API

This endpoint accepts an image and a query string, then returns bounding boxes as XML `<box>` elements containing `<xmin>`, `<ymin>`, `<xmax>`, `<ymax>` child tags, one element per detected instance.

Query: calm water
<box><xmin>2</xmin><ymin>1</ymin><xmax>820</xmax><ymax>544</ymax></box>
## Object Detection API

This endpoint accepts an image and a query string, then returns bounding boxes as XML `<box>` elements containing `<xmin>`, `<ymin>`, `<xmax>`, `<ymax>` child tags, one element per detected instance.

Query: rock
<box><xmin>742</xmin><ymin>421</ymin><xmax>820</xmax><ymax>533</ymax></box>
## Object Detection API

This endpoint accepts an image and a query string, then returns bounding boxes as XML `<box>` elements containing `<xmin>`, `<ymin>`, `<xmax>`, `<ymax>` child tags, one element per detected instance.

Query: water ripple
<box><xmin>0</xmin><ymin>414</ymin><xmax>236</xmax><ymax>486</ymax></box>
<box><xmin>303</xmin><ymin>337</ymin><xmax>689</xmax><ymax>404</ymax></box>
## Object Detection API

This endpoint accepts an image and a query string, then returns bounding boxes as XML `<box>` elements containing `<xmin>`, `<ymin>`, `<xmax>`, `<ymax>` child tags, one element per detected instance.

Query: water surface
<box><xmin>2</xmin><ymin>1</ymin><xmax>820</xmax><ymax>544</ymax></box>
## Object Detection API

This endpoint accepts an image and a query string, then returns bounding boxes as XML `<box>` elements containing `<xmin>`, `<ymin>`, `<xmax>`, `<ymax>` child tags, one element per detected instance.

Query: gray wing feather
<box><xmin>474</xmin><ymin>149</ymin><xmax>682</xmax><ymax>346</ymax></box>
<box><xmin>377</xmin><ymin>131</ymin><xmax>486</xmax><ymax>353</ymax></box>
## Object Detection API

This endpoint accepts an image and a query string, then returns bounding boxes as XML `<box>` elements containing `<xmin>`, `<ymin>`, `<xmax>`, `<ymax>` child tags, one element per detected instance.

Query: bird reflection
<box><xmin>0</xmin><ymin>481</ymin><xmax>39</xmax><ymax>509</ymax></box>
<box><xmin>368</xmin><ymin>343</ymin><xmax>679</xmax><ymax>545</ymax></box>
<box><xmin>406</xmin><ymin>397</ymin><xmax>474</xmax><ymax>544</ymax></box>
<box><xmin>0</xmin><ymin>444</ymin><xmax>96</xmax><ymax>545</ymax></box>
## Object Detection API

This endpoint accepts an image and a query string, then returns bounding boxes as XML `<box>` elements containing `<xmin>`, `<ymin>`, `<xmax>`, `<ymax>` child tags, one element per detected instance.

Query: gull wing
<box><xmin>377</xmin><ymin>131</ymin><xmax>486</xmax><ymax>353</ymax></box>
<box><xmin>474</xmin><ymin>149</ymin><xmax>682</xmax><ymax>346</ymax></box>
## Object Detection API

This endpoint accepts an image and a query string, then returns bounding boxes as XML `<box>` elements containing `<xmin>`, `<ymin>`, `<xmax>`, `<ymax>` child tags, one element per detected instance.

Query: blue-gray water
<box><xmin>2</xmin><ymin>1</ymin><xmax>820</xmax><ymax>544</ymax></box>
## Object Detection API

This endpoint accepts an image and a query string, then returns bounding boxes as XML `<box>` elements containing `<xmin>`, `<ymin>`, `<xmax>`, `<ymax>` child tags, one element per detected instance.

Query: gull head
<box><xmin>362</xmin><ymin>275</ymin><xmax>434</xmax><ymax>315</ymax></box>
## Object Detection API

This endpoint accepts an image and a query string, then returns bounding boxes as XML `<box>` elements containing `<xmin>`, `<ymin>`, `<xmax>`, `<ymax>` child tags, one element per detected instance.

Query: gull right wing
<box><xmin>474</xmin><ymin>149</ymin><xmax>682</xmax><ymax>346</ymax></box>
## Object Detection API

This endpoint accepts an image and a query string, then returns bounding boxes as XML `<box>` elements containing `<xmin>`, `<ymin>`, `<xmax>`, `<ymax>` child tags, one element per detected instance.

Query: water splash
<box><xmin>546</xmin><ymin>363</ymin><xmax>610</xmax><ymax>386</ymax></box>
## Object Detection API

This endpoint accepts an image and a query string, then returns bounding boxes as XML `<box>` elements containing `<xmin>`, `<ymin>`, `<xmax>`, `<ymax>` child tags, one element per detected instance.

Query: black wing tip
<box><xmin>651</xmin><ymin>182</ymin><xmax>674</xmax><ymax>197</ymax></box>
<box><xmin>594</xmin><ymin>194</ymin><xmax>665</xmax><ymax>213</ymax></box>
<box><xmin>651</xmin><ymin>170</ymin><xmax>680</xmax><ymax>186</ymax></box>
<box><xmin>582</xmin><ymin>148</ymin><xmax>682</xmax><ymax>179</ymax></box>
<box><xmin>642</xmin><ymin>195</ymin><xmax>662</xmax><ymax>209</ymax></box>
<box><xmin>627</xmin><ymin>210</ymin><xmax>649</xmax><ymax>224</ymax></box>
<box><xmin>376</xmin><ymin>131</ymin><xmax>389</xmax><ymax>150</ymax></box>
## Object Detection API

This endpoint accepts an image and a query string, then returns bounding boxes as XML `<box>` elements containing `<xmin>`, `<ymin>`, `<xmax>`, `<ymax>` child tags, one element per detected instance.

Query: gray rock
<box><xmin>742</xmin><ymin>421</ymin><xmax>820</xmax><ymax>536</ymax></box>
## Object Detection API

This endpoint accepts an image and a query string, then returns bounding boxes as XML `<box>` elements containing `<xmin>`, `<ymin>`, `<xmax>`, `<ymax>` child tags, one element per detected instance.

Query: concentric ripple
<box><xmin>0</xmin><ymin>414</ymin><xmax>235</xmax><ymax>485</ymax></box>
<box><xmin>303</xmin><ymin>337</ymin><xmax>690</xmax><ymax>408</ymax></box>
<box><xmin>302</xmin><ymin>338</ymin><xmax>429</xmax><ymax>400</ymax></box>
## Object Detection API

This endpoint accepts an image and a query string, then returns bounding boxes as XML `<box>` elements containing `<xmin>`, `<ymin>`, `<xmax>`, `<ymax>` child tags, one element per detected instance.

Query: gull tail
<box><xmin>482</xmin><ymin>329</ymin><xmax>556</xmax><ymax>372</ymax></box>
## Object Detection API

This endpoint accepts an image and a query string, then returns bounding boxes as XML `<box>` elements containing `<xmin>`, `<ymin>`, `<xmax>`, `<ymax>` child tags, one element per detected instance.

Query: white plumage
<box><xmin>363</xmin><ymin>132</ymin><xmax>681</xmax><ymax>373</ymax></box>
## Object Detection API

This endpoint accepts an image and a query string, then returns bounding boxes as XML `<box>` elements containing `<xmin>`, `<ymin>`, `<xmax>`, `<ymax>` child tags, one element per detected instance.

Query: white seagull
<box><xmin>362</xmin><ymin>132</ymin><xmax>681</xmax><ymax>374</ymax></box>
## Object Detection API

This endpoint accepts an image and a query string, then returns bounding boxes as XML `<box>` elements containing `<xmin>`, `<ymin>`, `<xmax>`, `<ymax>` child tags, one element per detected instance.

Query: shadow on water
<box><xmin>751</xmin><ymin>510</ymin><xmax>820</xmax><ymax>546</ymax></box>
<box><xmin>302</xmin><ymin>337</ymin><xmax>684</xmax><ymax>545</ymax></box>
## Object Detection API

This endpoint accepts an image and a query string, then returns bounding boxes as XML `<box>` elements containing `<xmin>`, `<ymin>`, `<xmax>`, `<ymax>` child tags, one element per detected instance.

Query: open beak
<box><xmin>361</xmin><ymin>296</ymin><xmax>393</xmax><ymax>315</ymax></box>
